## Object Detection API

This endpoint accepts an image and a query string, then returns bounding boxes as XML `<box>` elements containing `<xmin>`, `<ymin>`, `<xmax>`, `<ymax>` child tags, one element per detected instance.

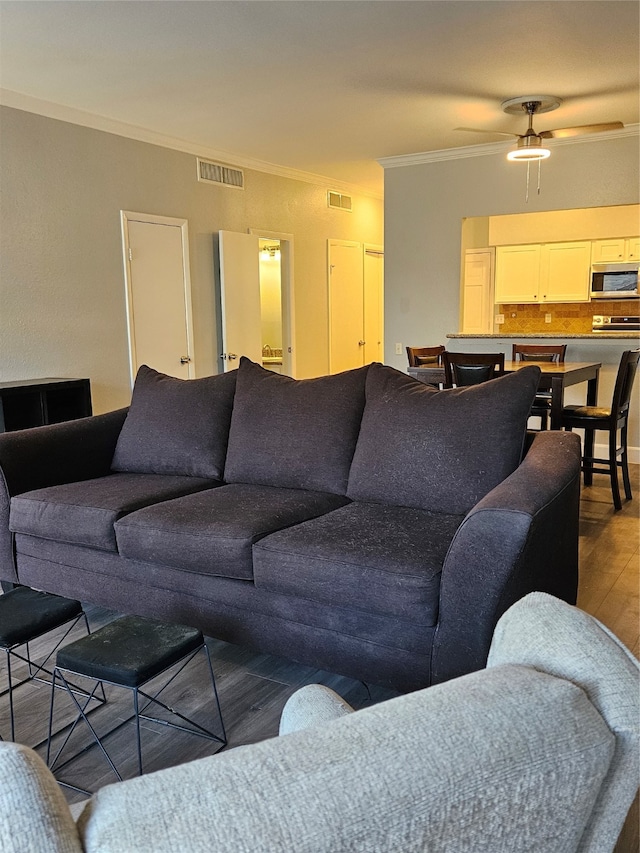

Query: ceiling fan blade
<box><xmin>539</xmin><ymin>121</ymin><xmax>624</xmax><ymax>139</ymax></box>
<box><xmin>454</xmin><ymin>127</ymin><xmax>520</xmax><ymax>138</ymax></box>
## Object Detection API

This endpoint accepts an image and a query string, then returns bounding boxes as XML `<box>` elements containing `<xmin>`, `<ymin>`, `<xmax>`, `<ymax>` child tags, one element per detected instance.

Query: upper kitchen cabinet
<box><xmin>495</xmin><ymin>244</ymin><xmax>541</xmax><ymax>303</ymax></box>
<box><xmin>592</xmin><ymin>237</ymin><xmax>640</xmax><ymax>263</ymax></box>
<box><xmin>539</xmin><ymin>242</ymin><xmax>591</xmax><ymax>303</ymax></box>
<box><xmin>496</xmin><ymin>241</ymin><xmax>591</xmax><ymax>304</ymax></box>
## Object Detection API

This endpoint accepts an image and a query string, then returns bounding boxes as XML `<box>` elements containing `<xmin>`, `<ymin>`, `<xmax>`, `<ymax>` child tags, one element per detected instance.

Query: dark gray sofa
<box><xmin>0</xmin><ymin>358</ymin><xmax>582</xmax><ymax>692</ymax></box>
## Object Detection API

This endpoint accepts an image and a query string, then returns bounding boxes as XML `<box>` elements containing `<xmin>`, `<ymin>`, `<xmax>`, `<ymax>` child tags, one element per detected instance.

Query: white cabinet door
<box><xmin>495</xmin><ymin>245</ymin><xmax>540</xmax><ymax>303</ymax></box>
<box><xmin>591</xmin><ymin>238</ymin><xmax>640</xmax><ymax>263</ymax></box>
<box><xmin>626</xmin><ymin>238</ymin><xmax>640</xmax><ymax>260</ymax></box>
<box><xmin>540</xmin><ymin>242</ymin><xmax>591</xmax><ymax>303</ymax></box>
<box><xmin>591</xmin><ymin>238</ymin><xmax>626</xmax><ymax>262</ymax></box>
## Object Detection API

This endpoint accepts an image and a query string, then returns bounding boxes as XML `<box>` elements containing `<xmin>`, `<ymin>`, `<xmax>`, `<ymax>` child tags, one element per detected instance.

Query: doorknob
<box><xmin>180</xmin><ymin>356</ymin><xmax>191</xmax><ymax>364</ymax></box>
<box><xmin>358</xmin><ymin>340</ymin><xmax>366</xmax><ymax>346</ymax></box>
<box><xmin>228</xmin><ymin>353</ymin><xmax>238</xmax><ymax>360</ymax></box>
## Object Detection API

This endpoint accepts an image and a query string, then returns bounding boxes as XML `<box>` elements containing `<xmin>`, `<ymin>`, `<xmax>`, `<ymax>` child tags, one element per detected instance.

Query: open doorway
<box><xmin>250</xmin><ymin>229</ymin><xmax>296</xmax><ymax>377</ymax></box>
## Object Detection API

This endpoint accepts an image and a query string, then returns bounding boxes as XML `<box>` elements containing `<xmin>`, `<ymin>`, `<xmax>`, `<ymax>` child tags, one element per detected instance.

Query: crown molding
<box><xmin>378</xmin><ymin>124</ymin><xmax>640</xmax><ymax>169</ymax></box>
<box><xmin>0</xmin><ymin>89</ymin><xmax>382</xmax><ymax>200</ymax></box>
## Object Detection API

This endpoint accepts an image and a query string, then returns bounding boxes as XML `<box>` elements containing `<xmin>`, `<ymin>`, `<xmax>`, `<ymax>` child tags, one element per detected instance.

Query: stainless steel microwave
<box><xmin>591</xmin><ymin>262</ymin><xmax>639</xmax><ymax>299</ymax></box>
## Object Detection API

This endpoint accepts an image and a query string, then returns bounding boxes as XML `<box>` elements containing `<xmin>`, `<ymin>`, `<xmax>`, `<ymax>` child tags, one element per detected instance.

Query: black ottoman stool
<box><xmin>0</xmin><ymin>586</ymin><xmax>92</xmax><ymax>743</ymax></box>
<box><xmin>47</xmin><ymin>615</ymin><xmax>226</xmax><ymax>792</ymax></box>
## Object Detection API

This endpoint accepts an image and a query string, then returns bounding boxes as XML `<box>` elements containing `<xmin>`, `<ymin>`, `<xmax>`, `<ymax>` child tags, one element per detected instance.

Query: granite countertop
<box><xmin>447</xmin><ymin>332</ymin><xmax>640</xmax><ymax>340</ymax></box>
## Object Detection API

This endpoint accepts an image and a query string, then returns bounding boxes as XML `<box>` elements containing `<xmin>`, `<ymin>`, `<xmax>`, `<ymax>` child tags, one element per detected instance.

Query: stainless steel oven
<box><xmin>592</xmin><ymin>315</ymin><xmax>640</xmax><ymax>332</ymax></box>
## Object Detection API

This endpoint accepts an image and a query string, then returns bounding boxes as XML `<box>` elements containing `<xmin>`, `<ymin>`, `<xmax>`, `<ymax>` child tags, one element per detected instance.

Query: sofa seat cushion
<box><xmin>111</xmin><ymin>365</ymin><xmax>237</xmax><ymax>479</ymax></box>
<box><xmin>224</xmin><ymin>358</ymin><xmax>369</xmax><ymax>495</ymax></box>
<box><xmin>115</xmin><ymin>484</ymin><xmax>350</xmax><ymax>580</ymax></box>
<box><xmin>252</xmin><ymin>502</ymin><xmax>466</xmax><ymax>625</ymax></box>
<box><xmin>347</xmin><ymin>362</ymin><xmax>540</xmax><ymax>514</ymax></box>
<box><xmin>9</xmin><ymin>474</ymin><xmax>219</xmax><ymax>552</ymax></box>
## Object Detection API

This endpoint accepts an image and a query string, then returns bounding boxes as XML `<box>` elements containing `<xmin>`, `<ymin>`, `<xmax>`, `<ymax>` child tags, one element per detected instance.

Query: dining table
<box><xmin>407</xmin><ymin>360</ymin><xmax>602</xmax><ymax>431</ymax></box>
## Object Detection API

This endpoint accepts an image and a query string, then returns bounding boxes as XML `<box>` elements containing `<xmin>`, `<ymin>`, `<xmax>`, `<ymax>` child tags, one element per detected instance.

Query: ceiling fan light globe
<box><xmin>507</xmin><ymin>148</ymin><xmax>551</xmax><ymax>161</ymax></box>
<box><xmin>507</xmin><ymin>135</ymin><xmax>551</xmax><ymax>161</ymax></box>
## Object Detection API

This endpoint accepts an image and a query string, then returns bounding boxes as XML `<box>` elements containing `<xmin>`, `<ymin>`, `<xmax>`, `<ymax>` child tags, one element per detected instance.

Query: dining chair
<box><xmin>406</xmin><ymin>345</ymin><xmax>446</xmax><ymax>367</ymax></box>
<box><xmin>513</xmin><ymin>344</ymin><xmax>568</xmax><ymax>430</ymax></box>
<box><xmin>561</xmin><ymin>349</ymin><xmax>640</xmax><ymax>511</ymax></box>
<box><xmin>442</xmin><ymin>352</ymin><xmax>505</xmax><ymax>388</ymax></box>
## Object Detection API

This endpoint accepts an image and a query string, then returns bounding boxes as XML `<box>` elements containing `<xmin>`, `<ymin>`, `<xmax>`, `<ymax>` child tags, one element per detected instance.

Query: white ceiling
<box><xmin>0</xmin><ymin>1</ymin><xmax>638</xmax><ymax>195</ymax></box>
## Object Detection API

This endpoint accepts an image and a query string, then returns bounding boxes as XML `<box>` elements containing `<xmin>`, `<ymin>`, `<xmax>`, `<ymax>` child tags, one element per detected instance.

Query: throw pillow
<box><xmin>347</xmin><ymin>362</ymin><xmax>540</xmax><ymax>514</ymax></box>
<box><xmin>224</xmin><ymin>358</ymin><xmax>369</xmax><ymax>494</ymax></box>
<box><xmin>111</xmin><ymin>365</ymin><xmax>237</xmax><ymax>479</ymax></box>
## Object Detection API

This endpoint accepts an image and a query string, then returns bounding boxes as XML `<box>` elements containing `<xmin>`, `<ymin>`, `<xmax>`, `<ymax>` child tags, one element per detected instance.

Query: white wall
<box><xmin>0</xmin><ymin>106</ymin><xmax>383</xmax><ymax>413</ymax></box>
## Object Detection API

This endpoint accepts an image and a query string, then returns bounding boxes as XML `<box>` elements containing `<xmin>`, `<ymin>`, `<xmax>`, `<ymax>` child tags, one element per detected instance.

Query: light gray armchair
<box><xmin>1</xmin><ymin>593</ymin><xmax>638</xmax><ymax>853</ymax></box>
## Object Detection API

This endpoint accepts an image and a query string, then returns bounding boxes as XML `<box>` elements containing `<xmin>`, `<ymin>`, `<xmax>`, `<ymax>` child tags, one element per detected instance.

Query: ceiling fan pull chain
<box><xmin>537</xmin><ymin>158</ymin><xmax>542</xmax><ymax>195</ymax></box>
<box><xmin>525</xmin><ymin>160</ymin><xmax>530</xmax><ymax>203</ymax></box>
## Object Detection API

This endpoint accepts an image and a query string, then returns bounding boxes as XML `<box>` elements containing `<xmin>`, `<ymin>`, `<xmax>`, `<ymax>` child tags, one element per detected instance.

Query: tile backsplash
<box><xmin>496</xmin><ymin>300</ymin><xmax>639</xmax><ymax>334</ymax></box>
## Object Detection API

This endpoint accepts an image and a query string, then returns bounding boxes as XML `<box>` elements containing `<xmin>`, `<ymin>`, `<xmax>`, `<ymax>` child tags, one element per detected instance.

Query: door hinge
<box><xmin>128</xmin><ymin>248</ymin><xmax>133</xmax><ymax>261</ymax></box>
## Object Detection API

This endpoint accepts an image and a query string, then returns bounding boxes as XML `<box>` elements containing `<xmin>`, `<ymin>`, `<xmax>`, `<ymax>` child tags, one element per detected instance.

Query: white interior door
<box><xmin>364</xmin><ymin>246</ymin><xmax>384</xmax><ymax>363</ymax></box>
<box><xmin>328</xmin><ymin>240</ymin><xmax>365</xmax><ymax>373</ymax></box>
<box><xmin>121</xmin><ymin>212</ymin><xmax>195</xmax><ymax>383</ymax></box>
<box><xmin>462</xmin><ymin>249</ymin><xmax>494</xmax><ymax>334</ymax></box>
<box><xmin>218</xmin><ymin>231</ymin><xmax>263</xmax><ymax>371</ymax></box>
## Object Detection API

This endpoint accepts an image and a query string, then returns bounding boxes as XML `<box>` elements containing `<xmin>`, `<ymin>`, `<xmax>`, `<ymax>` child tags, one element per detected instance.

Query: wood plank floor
<box><xmin>1</xmin><ymin>465</ymin><xmax>638</xmax><ymax>849</ymax></box>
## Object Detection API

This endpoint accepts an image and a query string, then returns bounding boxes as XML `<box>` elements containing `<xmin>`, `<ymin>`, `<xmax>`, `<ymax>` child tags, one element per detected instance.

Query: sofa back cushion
<box><xmin>111</xmin><ymin>365</ymin><xmax>237</xmax><ymax>479</ymax></box>
<box><xmin>224</xmin><ymin>358</ymin><xmax>369</xmax><ymax>494</ymax></box>
<box><xmin>347</xmin><ymin>363</ymin><xmax>540</xmax><ymax>514</ymax></box>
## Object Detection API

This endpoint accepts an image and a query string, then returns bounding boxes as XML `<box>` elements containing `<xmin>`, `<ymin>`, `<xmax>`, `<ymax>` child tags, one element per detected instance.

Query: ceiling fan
<box><xmin>456</xmin><ymin>95</ymin><xmax>624</xmax><ymax>161</ymax></box>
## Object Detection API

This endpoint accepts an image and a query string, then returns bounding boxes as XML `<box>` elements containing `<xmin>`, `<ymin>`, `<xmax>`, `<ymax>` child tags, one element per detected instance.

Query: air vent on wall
<box><xmin>197</xmin><ymin>158</ymin><xmax>244</xmax><ymax>189</ymax></box>
<box><xmin>327</xmin><ymin>190</ymin><xmax>352</xmax><ymax>212</ymax></box>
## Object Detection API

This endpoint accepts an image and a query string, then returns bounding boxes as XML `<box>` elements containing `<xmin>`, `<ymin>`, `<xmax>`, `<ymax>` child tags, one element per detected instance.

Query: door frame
<box><xmin>249</xmin><ymin>228</ymin><xmax>296</xmax><ymax>378</ymax></box>
<box><xmin>120</xmin><ymin>211</ymin><xmax>196</xmax><ymax>386</ymax></box>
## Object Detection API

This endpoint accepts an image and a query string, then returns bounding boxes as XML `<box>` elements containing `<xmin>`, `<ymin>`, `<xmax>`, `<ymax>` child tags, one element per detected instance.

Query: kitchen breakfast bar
<box><xmin>442</xmin><ymin>333</ymin><xmax>640</xmax><ymax>462</ymax></box>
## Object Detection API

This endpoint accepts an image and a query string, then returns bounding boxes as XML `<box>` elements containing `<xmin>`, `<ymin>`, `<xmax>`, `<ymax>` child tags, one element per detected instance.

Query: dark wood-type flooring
<box><xmin>1</xmin><ymin>465</ymin><xmax>638</xmax><ymax>850</ymax></box>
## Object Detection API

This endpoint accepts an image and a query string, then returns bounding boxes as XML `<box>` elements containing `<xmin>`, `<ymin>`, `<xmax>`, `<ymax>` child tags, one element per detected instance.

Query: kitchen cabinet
<box><xmin>591</xmin><ymin>237</ymin><xmax>640</xmax><ymax>263</ymax></box>
<box><xmin>495</xmin><ymin>245</ymin><xmax>541</xmax><ymax>304</ymax></box>
<box><xmin>539</xmin><ymin>241</ymin><xmax>591</xmax><ymax>303</ymax></box>
<box><xmin>496</xmin><ymin>241</ymin><xmax>591</xmax><ymax>304</ymax></box>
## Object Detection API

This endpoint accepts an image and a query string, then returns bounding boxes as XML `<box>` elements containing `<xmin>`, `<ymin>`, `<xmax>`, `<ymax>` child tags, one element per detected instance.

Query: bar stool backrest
<box><xmin>406</xmin><ymin>345</ymin><xmax>445</xmax><ymax>367</ymax></box>
<box><xmin>442</xmin><ymin>352</ymin><xmax>505</xmax><ymax>388</ymax></box>
<box><xmin>512</xmin><ymin>344</ymin><xmax>567</xmax><ymax>363</ymax></box>
<box><xmin>612</xmin><ymin>349</ymin><xmax>640</xmax><ymax>419</ymax></box>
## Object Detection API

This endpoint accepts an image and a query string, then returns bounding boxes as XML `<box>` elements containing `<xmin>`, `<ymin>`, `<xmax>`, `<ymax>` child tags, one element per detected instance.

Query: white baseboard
<box><xmin>594</xmin><ymin>443</ymin><xmax>640</xmax><ymax>466</ymax></box>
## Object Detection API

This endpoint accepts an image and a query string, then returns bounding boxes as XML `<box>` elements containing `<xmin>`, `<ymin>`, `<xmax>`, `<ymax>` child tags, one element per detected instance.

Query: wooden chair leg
<box><xmin>609</xmin><ymin>427</ymin><xmax>622</xmax><ymax>511</ymax></box>
<box><xmin>620</xmin><ymin>421</ymin><xmax>632</xmax><ymax>501</ymax></box>
<box><xmin>583</xmin><ymin>429</ymin><xmax>595</xmax><ymax>486</ymax></box>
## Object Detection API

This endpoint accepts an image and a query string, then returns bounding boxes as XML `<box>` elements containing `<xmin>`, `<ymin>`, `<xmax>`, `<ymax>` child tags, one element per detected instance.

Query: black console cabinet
<box><xmin>0</xmin><ymin>378</ymin><xmax>92</xmax><ymax>432</ymax></box>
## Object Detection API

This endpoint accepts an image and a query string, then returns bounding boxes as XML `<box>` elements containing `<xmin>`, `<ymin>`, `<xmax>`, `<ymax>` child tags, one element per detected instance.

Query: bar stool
<box><xmin>0</xmin><ymin>586</ymin><xmax>92</xmax><ymax>744</ymax></box>
<box><xmin>562</xmin><ymin>349</ymin><xmax>640</xmax><ymax>511</ymax></box>
<box><xmin>47</xmin><ymin>615</ymin><xmax>226</xmax><ymax>793</ymax></box>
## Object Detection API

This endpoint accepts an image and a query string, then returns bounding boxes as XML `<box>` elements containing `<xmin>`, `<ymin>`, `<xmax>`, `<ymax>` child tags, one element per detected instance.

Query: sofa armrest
<box><xmin>279</xmin><ymin>684</ymin><xmax>354</xmax><ymax>735</ymax></box>
<box><xmin>0</xmin><ymin>409</ymin><xmax>128</xmax><ymax>582</ymax></box>
<box><xmin>431</xmin><ymin>430</ymin><xmax>581</xmax><ymax>685</ymax></box>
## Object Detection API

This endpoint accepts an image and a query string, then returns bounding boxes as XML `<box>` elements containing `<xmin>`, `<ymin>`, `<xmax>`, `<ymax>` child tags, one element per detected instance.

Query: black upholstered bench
<box><xmin>0</xmin><ymin>586</ymin><xmax>90</xmax><ymax>743</ymax></box>
<box><xmin>47</xmin><ymin>615</ymin><xmax>226</xmax><ymax>792</ymax></box>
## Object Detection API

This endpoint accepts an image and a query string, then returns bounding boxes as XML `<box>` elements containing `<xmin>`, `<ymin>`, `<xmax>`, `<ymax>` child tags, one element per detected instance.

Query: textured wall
<box><xmin>0</xmin><ymin>106</ymin><xmax>382</xmax><ymax>413</ymax></box>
